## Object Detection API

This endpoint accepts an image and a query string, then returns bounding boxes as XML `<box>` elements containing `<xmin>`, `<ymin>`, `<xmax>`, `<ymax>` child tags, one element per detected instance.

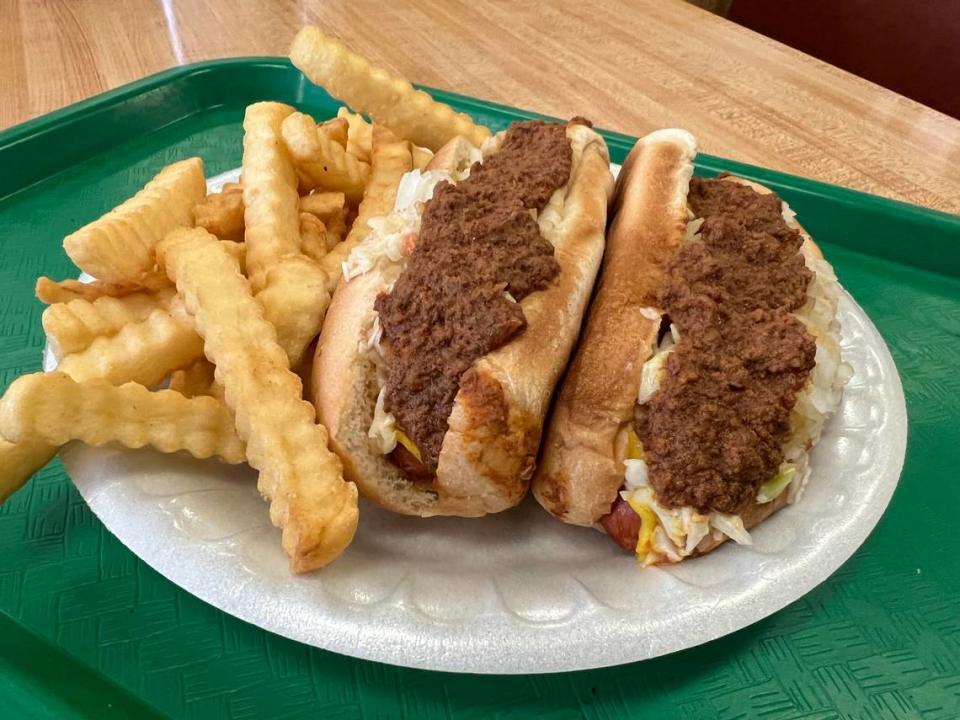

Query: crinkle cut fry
<box><xmin>35</xmin><ymin>275</ymin><xmax>170</xmax><ymax>304</ymax></box>
<box><xmin>0</xmin><ymin>298</ymin><xmax>207</xmax><ymax>502</ymax></box>
<box><xmin>58</xmin><ymin>300</ymin><xmax>204</xmax><ymax>386</ymax></box>
<box><xmin>194</xmin><ymin>182</ymin><xmax>245</xmax><ymax>241</ymax></box>
<box><xmin>169</xmin><ymin>359</ymin><xmax>218</xmax><ymax>398</ymax></box>
<box><xmin>319</xmin><ymin>116</ymin><xmax>348</xmax><ymax>148</ymax></box>
<box><xmin>158</xmin><ymin>227</ymin><xmax>358</xmax><ymax>572</ymax></box>
<box><xmin>0</xmin><ymin>439</ymin><xmax>58</xmax><ymax>503</ymax></box>
<box><xmin>241</xmin><ymin>102</ymin><xmax>302</xmax><ymax>293</ymax></box>
<box><xmin>241</xmin><ymin>101</ymin><xmax>330</xmax><ymax>365</ymax></box>
<box><xmin>0</xmin><ymin>372</ymin><xmax>245</xmax><ymax>464</ymax></box>
<box><xmin>281</xmin><ymin>111</ymin><xmax>370</xmax><ymax>202</ymax></box>
<box><xmin>63</xmin><ymin>157</ymin><xmax>206</xmax><ymax>283</ymax></box>
<box><xmin>43</xmin><ymin>288</ymin><xmax>176</xmax><ymax>358</ymax></box>
<box><xmin>257</xmin><ymin>254</ymin><xmax>330</xmax><ymax>368</ymax></box>
<box><xmin>337</xmin><ymin>107</ymin><xmax>372</xmax><ymax>163</ymax></box>
<box><xmin>319</xmin><ymin>124</ymin><xmax>413</xmax><ymax>290</ymax></box>
<box><xmin>290</xmin><ymin>26</ymin><xmax>490</xmax><ymax>150</ymax></box>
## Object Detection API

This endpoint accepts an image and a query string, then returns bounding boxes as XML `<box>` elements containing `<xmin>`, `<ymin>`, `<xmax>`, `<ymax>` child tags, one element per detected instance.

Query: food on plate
<box><xmin>534</xmin><ymin>129</ymin><xmax>850</xmax><ymax>564</ymax></box>
<box><xmin>319</xmin><ymin>116</ymin><xmax>349</xmax><ymax>148</ymax></box>
<box><xmin>195</xmin><ymin>183</ymin><xmax>344</xmax><ymax>251</ymax></box>
<box><xmin>35</xmin><ymin>275</ymin><xmax>170</xmax><ymax>304</ymax></box>
<box><xmin>1</xmin><ymin>23</ymin><xmax>859</xmax><ymax>583</ymax></box>
<box><xmin>42</xmin><ymin>287</ymin><xmax>176</xmax><ymax>359</ymax></box>
<box><xmin>242</xmin><ymin>101</ymin><xmax>332</xmax><ymax>367</ymax></box>
<box><xmin>0</xmin><ymin>372</ymin><xmax>245</xmax><ymax>464</ymax></box>
<box><xmin>63</xmin><ymin>158</ymin><xmax>206</xmax><ymax>284</ymax></box>
<box><xmin>242</xmin><ymin>102</ymin><xmax>307</xmax><ymax>290</ymax></box>
<box><xmin>194</xmin><ymin>181</ymin><xmax>245</xmax><ymax>241</ymax></box>
<box><xmin>158</xmin><ymin>228</ymin><xmax>358</xmax><ymax>572</ymax></box>
<box><xmin>314</xmin><ymin>118</ymin><xmax>613</xmax><ymax>516</ymax></box>
<box><xmin>300</xmin><ymin>192</ymin><xmax>348</xmax><ymax>259</ymax></box>
<box><xmin>0</xmin><ymin>440</ymin><xmax>60</xmax><ymax>503</ymax></box>
<box><xmin>299</xmin><ymin>212</ymin><xmax>331</xmax><ymax>262</ymax></box>
<box><xmin>57</xmin><ymin>300</ymin><xmax>204</xmax><ymax>387</ymax></box>
<box><xmin>219</xmin><ymin>240</ymin><xmax>246</xmax><ymax>272</ymax></box>
<box><xmin>290</xmin><ymin>26</ymin><xmax>491</xmax><ymax>150</ymax></box>
<box><xmin>337</xmin><ymin>107</ymin><xmax>372</xmax><ymax>163</ymax></box>
<box><xmin>281</xmin><ymin>111</ymin><xmax>371</xmax><ymax>201</ymax></box>
<box><xmin>2</xmin><ymin>35</ymin><xmax>518</xmax><ymax>571</ymax></box>
<box><xmin>319</xmin><ymin>125</ymin><xmax>413</xmax><ymax>289</ymax></box>
<box><xmin>300</xmin><ymin>191</ymin><xmax>347</xmax><ymax>233</ymax></box>
<box><xmin>257</xmin><ymin>255</ymin><xmax>330</xmax><ymax>366</ymax></box>
<box><xmin>168</xmin><ymin>359</ymin><xmax>219</xmax><ymax>398</ymax></box>
<box><xmin>2</xmin><ymin>298</ymin><xmax>205</xmax><ymax>501</ymax></box>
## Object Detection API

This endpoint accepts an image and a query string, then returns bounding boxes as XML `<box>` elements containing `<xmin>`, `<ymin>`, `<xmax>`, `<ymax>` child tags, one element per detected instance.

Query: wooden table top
<box><xmin>3</xmin><ymin>0</ymin><xmax>958</xmax><ymax>213</ymax></box>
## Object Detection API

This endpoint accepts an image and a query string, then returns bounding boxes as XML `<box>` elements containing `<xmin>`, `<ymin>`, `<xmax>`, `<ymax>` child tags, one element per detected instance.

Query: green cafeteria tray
<box><xmin>1</xmin><ymin>57</ymin><xmax>958</xmax><ymax>720</ymax></box>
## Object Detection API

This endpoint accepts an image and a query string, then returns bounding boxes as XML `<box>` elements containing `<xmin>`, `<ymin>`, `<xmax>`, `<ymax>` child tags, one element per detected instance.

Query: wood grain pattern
<box><xmin>2</xmin><ymin>0</ymin><xmax>959</xmax><ymax>213</ymax></box>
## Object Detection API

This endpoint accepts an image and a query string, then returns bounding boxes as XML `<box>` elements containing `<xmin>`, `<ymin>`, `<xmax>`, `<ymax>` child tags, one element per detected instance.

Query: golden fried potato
<box><xmin>299</xmin><ymin>213</ymin><xmax>328</xmax><ymax>264</ymax></box>
<box><xmin>0</xmin><ymin>439</ymin><xmax>59</xmax><ymax>503</ymax></box>
<box><xmin>239</xmin><ymin>103</ymin><xmax>333</xmax><ymax>364</ymax></box>
<box><xmin>300</xmin><ymin>193</ymin><xmax>347</xmax><ymax>247</ymax></box>
<box><xmin>43</xmin><ymin>288</ymin><xmax>176</xmax><ymax>359</ymax></box>
<box><xmin>320</xmin><ymin>124</ymin><xmax>413</xmax><ymax>289</ymax></box>
<box><xmin>158</xmin><ymin>228</ymin><xmax>358</xmax><ymax>572</ymax></box>
<box><xmin>219</xmin><ymin>239</ymin><xmax>246</xmax><ymax>274</ymax></box>
<box><xmin>300</xmin><ymin>191</ymin><xmax>345</xmax><ymax>222</ymax></box>
<box><xmin>0</xmin><ymin>372</ymin><xmax>245</xmax><ymax>464</ymax></box>
<box><xmin>2</xmin><ymin>297</ymin><xmax>204</xmax><ymax>501</ymax></box>
<box><xmin>337</xmin><ymin>107</ymin><xmax>372</xmax><ymax>163</ymax></box>
<box><xmin>281</xmin><ymin>111</ymin><xmax>370</xmax><ymax>201</ymax></box>
<box><xmin>290</xmin><ymin>27</ymin><xmax>491</xmax><ymax>150</ymax></box>
<box><xmin>257</xmin><ymin>254</ymin><xmax>330</xmax><ymax>366</ymax></box>
<box><xmin>194</xmin><ymin>182</ymin><xmax>245</xmax><ymax>241</ymax></box>
<box><xmin>242</xmin><ymin>102</ymin><xmax>302</xmax><ymax>292</ymax></box>
<box><xmin>35</xmin><ymin>276</ymin><xmax>171</xmax><ymax>304</ymax></box>
<box><xmin>57</xmin><ymin>301</ymin><xmax>203</xmax><ymax>387</ymax></box>
<box><xmin>64</xmin><ymin>158</ymin><xmax>206</xmax><ymax>283</ymax></box>
<box><xmin>168</xmin><ymin>358</ymin><xmax>218</xmax><ymax>398</ymax></box>
<box><xmin>320</xmin><ymin>117</ymin><xmax>349</xmax><ymax>149</ymax></box>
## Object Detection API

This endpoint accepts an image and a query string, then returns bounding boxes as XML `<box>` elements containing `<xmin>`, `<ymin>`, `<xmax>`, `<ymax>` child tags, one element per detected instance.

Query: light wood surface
<box><xmin>2</xmin><ymin>0</ymin><xmax>958</xmax><ymax>213</ymax></box>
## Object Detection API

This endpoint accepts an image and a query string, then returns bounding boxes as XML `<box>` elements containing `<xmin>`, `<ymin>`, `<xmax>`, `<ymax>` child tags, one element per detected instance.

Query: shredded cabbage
<box><xmin>757</xmin><ymin>464</ymin><xmax>796</xmax><ymax>503</ymax></box>
<box><xmin>638</xmin><ymin>346</ymin><xmax>672</xmax><ymax>405</ymax></box>
<box><xmin>682</xmin><ymin>509</ymin><xmax>711</xmax><ymax>554</ymax></box>
<box><xmin>624</xmin><ymin>459</ymin><xmax>649</xmax><ymax>490</ymax></box>
<box><xmin>363</xmin><ymin>312</ymin><xmax>384</xmax><ymax>356</ymax></box>
<box><xmin>342</xmin><ymin>169</ymin><xmax>453</xmax><ymax>281</ymax></box>
<box><xmin>618</xmin><ymin>194</ymin><xmax>851</xmax><ymax>565</ymax></box>
<box><xmin>369</xmin><ymin>387</ymin><xmax>397</xmax><ymax>453</ymax></box>
<box><xmin>709</xmin><ymin>512</ymin><xmax>752</xmax><ymax>546</ymax></box>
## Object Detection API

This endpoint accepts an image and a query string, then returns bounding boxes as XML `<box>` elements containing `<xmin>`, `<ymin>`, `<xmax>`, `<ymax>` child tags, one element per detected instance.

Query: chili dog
<box><xmin>534</xmin><ymin>129</ymin><xmax>850</xmax><ymax>563</ymax></box>
<box><xmin>314</xmin><ymin>120</ymin><xmax>613</xmax><ymax>516</ymax></box>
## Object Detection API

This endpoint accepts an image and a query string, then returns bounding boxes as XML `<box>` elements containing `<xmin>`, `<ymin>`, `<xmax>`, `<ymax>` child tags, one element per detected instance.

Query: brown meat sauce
<box><xmin>375</xmin><ymin>121</ymin><xmax>572</xmax><ymax>473</ymax></box>
<box><xmin>633</xmin><ymin>177</ymin><xmax>816</xmax><ymax>514</ymax></box>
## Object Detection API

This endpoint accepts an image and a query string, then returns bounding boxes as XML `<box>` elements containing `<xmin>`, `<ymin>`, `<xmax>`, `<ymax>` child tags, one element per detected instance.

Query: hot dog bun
<box><xmin>534</xmin><ymin>129</ymin><xmax>697</xmax><ymax>526</ymax></box>
<box><xmin>314</xmin><ymin>123</ymin><xmax>613</xmax><ymax>517</ymax></box>
<box><xmin>533</xmin><ymin>130</ymin><xmax>848</xmax><ymax>561</ymax></box>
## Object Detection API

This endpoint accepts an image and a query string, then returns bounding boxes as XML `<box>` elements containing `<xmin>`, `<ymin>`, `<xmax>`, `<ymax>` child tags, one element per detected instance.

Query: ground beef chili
<box><xmin>374</xmin><ymin>120</ymin><xmax>572</xmax><ymax>474</ymax></box>
<box><xmin>636</xmin><ymin>178</ymin><xmax>816</xmax><ymax>514</ymax></box>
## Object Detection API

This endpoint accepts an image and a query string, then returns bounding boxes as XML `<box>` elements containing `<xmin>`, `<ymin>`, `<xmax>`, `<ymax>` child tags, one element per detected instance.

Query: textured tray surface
<box><xmin>1</xmin><ymin>60</ymin><xmax>959</xmax><ymax>717</ymax></box>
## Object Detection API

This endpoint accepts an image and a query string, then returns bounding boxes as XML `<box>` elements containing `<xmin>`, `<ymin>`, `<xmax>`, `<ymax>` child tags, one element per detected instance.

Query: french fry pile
<box><xmin>0</xmin><ymin>26</ymin><xmax>491</xmax><ymax>572</ymax></box>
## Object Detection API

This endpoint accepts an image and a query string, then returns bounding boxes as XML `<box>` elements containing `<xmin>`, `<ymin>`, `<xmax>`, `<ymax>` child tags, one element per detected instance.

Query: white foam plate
<box><xmin>46</xmin><ymin>168</ymin><xmax>907</xmax><ymax>674</ymax></box>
